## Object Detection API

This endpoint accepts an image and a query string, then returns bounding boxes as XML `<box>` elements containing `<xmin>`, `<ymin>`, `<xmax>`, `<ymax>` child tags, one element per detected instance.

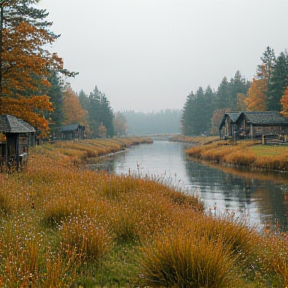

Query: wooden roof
<box><xmin>61</xmin><ymin>124</ymin><xmax>85</xmax><ymax>132</ymax></box>
<box><xmin>219</xmin><ymin>112</ymin><xmax>241</xmax><ymax>130</ymax></box>
<box><xmin>240</xmin><ymin>111</ymin><xmax>288</xmax><ymax>125</ymax></box>
<box><xmin>0</xmin><ymin>114</ymin><xmax>36</xmax><ymax>133</ymax></box>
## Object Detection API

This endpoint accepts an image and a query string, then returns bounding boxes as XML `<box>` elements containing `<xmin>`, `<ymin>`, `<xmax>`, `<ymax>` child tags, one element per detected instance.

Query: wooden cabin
<box><xmin>61</xmin><ymin>124</ymin><xmax>85</xmax><ymax>140</ymax></box>
<box><xmin>219</xmin><ymin>111</ymin><xmax>288</xmax><ymax>140</ymax></box>
<box><xmin>219</xmin><ymin>112</ymin><xmax>241</xmax><ymax>139</ymax></box>
<box><xmin>0</xmin><ymin>115</ymin><xmax>36</xmax><ymax>171</ymax></box>
<box><xmin>237</xmin><ymin>111</ymin><xmax>288</xmax><ymax>139</ymax></box>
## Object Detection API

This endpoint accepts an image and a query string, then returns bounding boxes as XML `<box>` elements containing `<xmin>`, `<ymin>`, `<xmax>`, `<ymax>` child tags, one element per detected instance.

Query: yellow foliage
<box><xmin>281</xmin><ymin>86</ymin><xmax>288</xmax><ymax>118</ymax></box>
<box><xmin>62</xmin><ymin>86</ymin><xmax>88</xmax><ymax>126</ymax></box>
<box><xmin>0</xmin><ymin>95</ymin><xmax>53</xmax><ymax>135</ymax></box>
<box><xmin>245</xmin><ymin>78</ymin><xmax>267</xmax><ymax>111</ymax></box>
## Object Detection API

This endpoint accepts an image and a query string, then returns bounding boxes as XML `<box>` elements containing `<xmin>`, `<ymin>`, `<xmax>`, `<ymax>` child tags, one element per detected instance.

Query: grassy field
<box><xmin>0</xmin><ymin>137</ymin><xmax>288</xmax><ymax>287</ymax></box>
<box><xmin>185</xmin><ymin>137</ymin><xmax>288</xmax><ymax>172</ymax></box>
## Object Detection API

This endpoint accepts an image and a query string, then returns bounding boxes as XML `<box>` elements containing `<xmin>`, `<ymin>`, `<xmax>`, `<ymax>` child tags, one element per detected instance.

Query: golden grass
<box><xmin>0</xmin><ymin>137</ymin><xmax>287</xmax><ymax>287</ymax></box>
<box><xmin>186</xmin><ymin>139</ymin><xmax>288</xmax><ymax>171</ymax></box>
<box><xmin>169</xmin><ymin>134</ymin><xmax>219</xmax><ymax>145</ymax></box>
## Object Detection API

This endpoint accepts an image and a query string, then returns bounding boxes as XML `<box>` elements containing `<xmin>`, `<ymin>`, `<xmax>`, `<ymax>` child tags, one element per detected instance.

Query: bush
<box><xmin>138</xmin><ymin>233</ymin><xmax>243</xmax><ymax>288</ymax></box>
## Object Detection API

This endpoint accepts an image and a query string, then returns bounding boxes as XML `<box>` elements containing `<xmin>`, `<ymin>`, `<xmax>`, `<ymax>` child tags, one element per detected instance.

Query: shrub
<box><xmin>138</xmin><ymin>233</ymin><xmax>243</xmax><ymax>288</ymax></box>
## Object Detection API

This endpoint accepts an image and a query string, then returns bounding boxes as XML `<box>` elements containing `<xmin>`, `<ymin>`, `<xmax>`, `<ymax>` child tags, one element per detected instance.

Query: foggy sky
<box><xmin>38</xmin><ymin>0</ymin><xmax>288</xmax><ymax>112</ymax></box>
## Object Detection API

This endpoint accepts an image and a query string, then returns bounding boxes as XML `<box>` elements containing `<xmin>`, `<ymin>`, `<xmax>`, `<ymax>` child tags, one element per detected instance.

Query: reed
<box><xmin>186</xmin><ymin>139</ymin><xmax>288</xmax><ymax>171</ymax></box>
<box><xmin>258</xmin><ymin>232</ymin><xmax>288</xmax><ymax>287</ymax></box>
<box><xmin>138</xmin><ymin>233</ymin><xmax>242</xmax><ymax>288</ymax></box>
<box><xmin>1</xmin><ymin>137</ymin><xmax>287</xmax><ymax>287</ymax></box>
<box><xmin>0</xmin><ymin>214</ymin><xmax>81</xmax><ymax>287</ymax></box>
<box><xmin>61</xmin><ymin>214</ymin><xmax>112</xmax><ymax>263</ymax></box>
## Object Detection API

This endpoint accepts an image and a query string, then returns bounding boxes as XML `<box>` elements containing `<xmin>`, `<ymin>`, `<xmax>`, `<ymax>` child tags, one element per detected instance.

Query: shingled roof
<box><xmin>61</xmin><ymin>124</ymin><xmax>84</xmax><ymax>132</ymax></box>
<box><xmin>0</xmin><ymin>115</ymin><xmax>36</xmax><ymax>133</ymax></box>
<box><xmin>241</xmin><ymin>111</ymin><xmax>288</xmax><ymax>125</ymax></box>
<box><xmin>219</xmin><ymin>112</ymin><xmax>241</xmax><ymax>130</ymax></box>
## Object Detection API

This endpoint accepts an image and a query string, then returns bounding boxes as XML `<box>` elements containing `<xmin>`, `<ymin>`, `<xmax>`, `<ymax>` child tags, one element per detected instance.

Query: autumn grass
<box><xmin>186</xmin><ymin>138</ymin><xmax>288</xmax><ymax>171</ymax></box>
<box><xmin>169</xmin><ymin>134</ymin><xmax>219</xmax><ymax>145</ymax></box>
<box><xmin>0</xmin><ymin>138</ymin><xmax>288</xmax><ymax>287</ymax></box>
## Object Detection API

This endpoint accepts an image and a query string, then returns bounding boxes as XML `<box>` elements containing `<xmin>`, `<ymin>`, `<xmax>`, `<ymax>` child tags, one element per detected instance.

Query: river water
<box><xmin>88</xmin><ymin>140</ymin><xmax>288</xmax><ymax>232</ymax></box>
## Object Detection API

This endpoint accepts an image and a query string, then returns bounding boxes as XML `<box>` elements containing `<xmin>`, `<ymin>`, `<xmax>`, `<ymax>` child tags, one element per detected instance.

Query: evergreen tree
<box><xmin>203</xmin><ymin>86</ymin><xmax>216</xmax><ymax>132</ymax></box>
<box><xmin>78</xmin><ymin>89</ymin><xmax>89</xmax><ymax>111</ymax></box>
<box><xmin>229</xmin><ymin>71</ymin><xmax>250</xmax><ymax>110</ymax></box>
<box><xmin>100</xmin><ymin>94</ymin><xmax>114</xmax><ymax>137</ymax></box>
<box><xmin>267</xmin><ymin>51</ymin><xmax>288</xmax><ymax>111</ymax></box>
<box><xmin>216</xmin><ymin>77</ymin><xmax>230</xmax><ymax>110</ymax></box>
<box><xmin>193</xmin><ymin>87</ymin><xmax>206</xmax><ymax>134</ymax></box>
<box><xmin>86</xmin><ymin>85</ymin><xmax>114</xmax><ymax>138</ymax></box>
<box><xmin>46</xmin><ymin>71</ymin><xmax>64</xmax><ymax>128</ymax></box>
<box><xmin>181</xmin><ymin>92</ymin><xmax>196</xmax><ymax>135</ymax></box>
<box><xmin>257</xmin><ymin>46</ymin><xmax>275</xmax><ymax>81</ymax></box>
<box><xmin>88</xmin><ymin>86</ymin><xmax>102</xmax><ymax>137</ymax></box>
<box><xmin>181</xmin><ymin>86</ymin><xmax>217</xmax><ymax>136</ymax></box>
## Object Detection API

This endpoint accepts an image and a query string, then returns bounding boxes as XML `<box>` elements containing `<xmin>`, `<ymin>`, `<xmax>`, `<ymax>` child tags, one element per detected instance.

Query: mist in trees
<box><xmin>122</xmin><ymin>109</ymin><xmax>181</xmax><ymax>135</ymax></box>
<box><xmin>78</xmin><ymin>86</ymin><xmax>114</xmax><ymax>138</ymax></box>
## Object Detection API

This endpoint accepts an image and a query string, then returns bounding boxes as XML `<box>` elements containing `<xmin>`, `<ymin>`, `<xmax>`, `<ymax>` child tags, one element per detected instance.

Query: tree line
<box><xmin>181</xmin><ymin>47</ymin><xmax>288</xmax><ymax>136</ymax></box>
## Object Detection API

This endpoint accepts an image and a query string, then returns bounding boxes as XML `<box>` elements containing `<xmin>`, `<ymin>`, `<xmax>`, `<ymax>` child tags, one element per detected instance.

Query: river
<box><xmin>87</xmin><ymin>140</ymin><xmax>288</xmax><ymax>232</ymax></box>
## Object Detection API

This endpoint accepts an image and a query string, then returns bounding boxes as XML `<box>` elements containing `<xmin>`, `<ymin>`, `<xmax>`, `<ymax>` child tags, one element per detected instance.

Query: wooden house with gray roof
<box><xmin>237</xmin><ymin>111</ymin><xmax>288</xmax><ymax>139</ymax></box>
<box><xmin>60</xmin><ymin>124</ymin><xmax>85</xmax><ymax>140</ymax></box>
<box><xmin>219</xmin><ymin>111</ymin><xmax>288</xmax><ymax>140</ymax></box>
<box><xmin>0</xmin><ymin>114</ymin><xmax>36</xmax><ymax>171</ymax></box>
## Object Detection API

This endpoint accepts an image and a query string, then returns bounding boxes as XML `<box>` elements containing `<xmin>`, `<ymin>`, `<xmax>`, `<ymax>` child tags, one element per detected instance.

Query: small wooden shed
<box><xmin>0</xmin><ymin>114</ymin><xmax>36</xmax><ymax>171</ymax></box>
<box><xmin>60</xmin><ymin>124</ymin><xmax>85</xmax><ymax>140</ymax></box>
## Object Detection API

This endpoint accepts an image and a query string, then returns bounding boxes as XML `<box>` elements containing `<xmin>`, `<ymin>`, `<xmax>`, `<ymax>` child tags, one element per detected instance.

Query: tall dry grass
<box><xmin>0</xmin><ymin>138</ymin><xmax>287</xmax><ymax>287</ymax></box>
<box><xmin>186</xmin><ymin>139</ymin><xmax>288</xmax><ymax>171</ymax></box>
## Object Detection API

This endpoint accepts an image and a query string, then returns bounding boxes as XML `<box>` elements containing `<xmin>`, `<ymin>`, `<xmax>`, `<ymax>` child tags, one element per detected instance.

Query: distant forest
<box><xmin>122</xmin><ymin>109</ymin><xmax>181</xmax><ymax>135</ymax></box>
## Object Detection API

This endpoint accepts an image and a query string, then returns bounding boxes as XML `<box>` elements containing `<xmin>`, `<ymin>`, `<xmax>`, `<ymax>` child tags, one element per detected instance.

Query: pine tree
<box><xmin>267</xmin><ymin>51</ymin><xmax>288</xmax><ymax>111</ymax></box>
<box><xmin>216</xmin><ymin>77</ymin><xmax>230</xmax><ymax>110</ymax></box>
<box><xmin>78</xmin><ymin>89</ymin><xmax>89</xmax><ymax>111</ymax></box>
<box><xmin>46</xmin><ymin>71</ymin><xmax>64</xmax><ymax>128</ymax></box>
<box><xmin>100</xmin><ymin>94</ymin><xmax>114</xmax><ymax>138</ymax></box>
<box><xmin>88</xmin><ymin>86</ymin><xmax>102</xmax><ymax>138</ymax></box>
<box><xmin>181</xmin><ymin>92</ymin><xmax>196</xmax><ymax>135</ymax></box>
<box><xmin>257</xmin><ymin>46</ymin><xmax>275</xmax><ymax>82</ymax></box>
<box><xmin>229</xmin><ymin>71</ymin><xmax>250</xmax><ymax>110</ymax></box>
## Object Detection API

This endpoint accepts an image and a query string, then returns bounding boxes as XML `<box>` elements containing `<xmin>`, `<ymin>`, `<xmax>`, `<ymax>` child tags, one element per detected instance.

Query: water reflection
<box><xmin>86</xmin><ymin>140</ymin><xmax>288</xmax><ymax>231</ymax></box>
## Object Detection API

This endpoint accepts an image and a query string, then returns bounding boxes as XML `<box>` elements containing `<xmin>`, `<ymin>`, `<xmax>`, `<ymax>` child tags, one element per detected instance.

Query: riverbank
<box><xmin>169</xmin><ymin>134</ymin><xmax>219</xmax><ymax>145</ymax></box>
<box><xmin>185</xmin><ymin>137</ymin><xmax>288</xmax><ymax>172</ymax></box>
<box><xmin>38</xmin><ymin>137</ymin><xmax>153</xmax><ymax>165</ymax></box>
<box><xmin>0</xmin><ymin>137</ymin><xmax>288</xmax><ymax>287</ymax></box>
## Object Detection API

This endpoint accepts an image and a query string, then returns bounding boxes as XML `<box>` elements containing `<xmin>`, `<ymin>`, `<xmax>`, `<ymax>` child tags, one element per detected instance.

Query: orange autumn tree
<box><xmin>280</xmin><ymin>86</ymin><xmax>288</xmax><ymax>118</ymax></box>
<box><xmin>0</xmin><ymin>0</ymin><xmax>76</xmax><ymax>135</ymax></box>
<box><xmin>244</xmin><ymin>78</ymin><xmax>267</xmax><ymax>111</ymax></box>
<box><xmin>62</xmin><ymin>85</ymin><xmax>88</xmax><ymax>127</ymax></box>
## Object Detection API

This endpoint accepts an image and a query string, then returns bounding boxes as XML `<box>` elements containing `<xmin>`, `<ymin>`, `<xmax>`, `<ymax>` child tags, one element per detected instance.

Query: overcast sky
<box><xmin>38</xmin><ymin>0</ymin><xmax>288</xmax><ymax>112</ymax></box>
